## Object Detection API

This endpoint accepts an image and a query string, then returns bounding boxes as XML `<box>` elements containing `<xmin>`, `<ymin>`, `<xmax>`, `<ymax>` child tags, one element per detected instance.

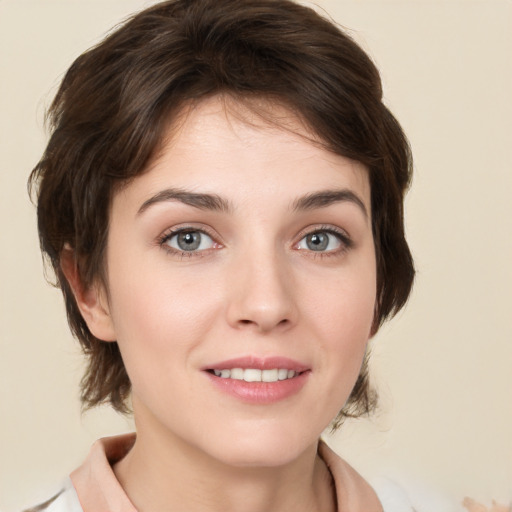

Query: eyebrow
<box><xmin>292</xmin><ymin>189</ymin><xmax>368</xmax><ymax>219</ymax></box>
<box><xmin>137</xmin><ymin>187</ymin><xmax>368</xmax><ymax>219</ymax></box>
<box><xmin>137</xmin><ymin>188</ymin><xmax>231</xmax><ymax>215</ymax></box>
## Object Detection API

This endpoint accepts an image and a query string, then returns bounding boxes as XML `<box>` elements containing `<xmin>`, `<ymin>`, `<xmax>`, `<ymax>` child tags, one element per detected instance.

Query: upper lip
<box><xmin>203</xmin><ymin>356</ymin><xmax>309</xmax><ymax>372</ymax></box>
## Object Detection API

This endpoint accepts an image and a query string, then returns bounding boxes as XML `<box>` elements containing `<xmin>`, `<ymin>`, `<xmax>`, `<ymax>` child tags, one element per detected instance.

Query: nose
<box><xmin>225</xmin><ymin>247</ymin><xmax>298</xmax><ymax>334</ymax></box>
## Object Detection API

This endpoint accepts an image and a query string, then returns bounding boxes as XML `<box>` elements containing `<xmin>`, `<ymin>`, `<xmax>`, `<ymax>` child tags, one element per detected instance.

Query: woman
<box><xmin>28</xmin><ymin>0</ymin><xmax>416</xmax><ymax>510</ymax></box>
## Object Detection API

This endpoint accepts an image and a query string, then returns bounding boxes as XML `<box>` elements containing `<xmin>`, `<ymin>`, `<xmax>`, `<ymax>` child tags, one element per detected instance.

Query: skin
<box><xmin>69</xmin><ymin>96</ymin><xmax>379</xmax><ymax>511</ymax></box>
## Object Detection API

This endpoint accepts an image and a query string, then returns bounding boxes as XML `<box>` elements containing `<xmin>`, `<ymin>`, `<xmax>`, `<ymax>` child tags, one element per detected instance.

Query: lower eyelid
<box><xmin>158</xmin><ymin>227</ymin><xmax>223</xmax><ymax>256</ymax></box>
<box><xmin>158</xmin><ymin>226</ymin><xmax>352</xmax><ymax>256</ymax></box>
<box><xmin>296</xmin><ymin>228</ymin><xmax>352</xmax><ymax>249</ymax></box>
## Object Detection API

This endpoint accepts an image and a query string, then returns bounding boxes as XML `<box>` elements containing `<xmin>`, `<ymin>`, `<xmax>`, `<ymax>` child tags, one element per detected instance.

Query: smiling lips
<box><xmin>204</xmin><ymin>357</ymin><xmax>310</xmax><ymax>403</ymax></box>
<box><xmin>211</xmin><ymin>368</ymin><xmax>299</xmax><ymax>382</ymax></box>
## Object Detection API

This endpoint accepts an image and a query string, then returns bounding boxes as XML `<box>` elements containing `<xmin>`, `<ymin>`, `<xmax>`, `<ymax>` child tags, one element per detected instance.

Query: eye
<box><xmin>296</xmin><ymin>229</ymin><xmax>349</xmax><ymax>253</ymax></box>
<box><xmin>164</xmin><ymin>229</ymin><xmax>216</xmax><ymax>252</ymax></box>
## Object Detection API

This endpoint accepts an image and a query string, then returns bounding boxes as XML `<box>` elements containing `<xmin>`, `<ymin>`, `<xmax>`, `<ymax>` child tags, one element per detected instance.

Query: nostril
<box><xmin>239</xmin><ymin>318</ymin><xmax>289</xmax><ymax>326</ymax></box>
<box><xmin>236</xmin><ymin>317</ymin><xmax>291</xmax><ymax>333</ymax></box>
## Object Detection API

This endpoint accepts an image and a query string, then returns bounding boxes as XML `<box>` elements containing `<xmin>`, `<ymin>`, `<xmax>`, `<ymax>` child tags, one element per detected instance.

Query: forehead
<box><xmin>115</xmin><ymin>95</ymin><xmax>370</xmax><ymax>211</ymax></box>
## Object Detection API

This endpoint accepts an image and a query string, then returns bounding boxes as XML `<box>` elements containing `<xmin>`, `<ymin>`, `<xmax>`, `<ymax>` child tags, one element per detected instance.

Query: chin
<box><xmin>202</xmin><ymin>421</ymin><xmax>320</xmax><ymax>468</ymax></box>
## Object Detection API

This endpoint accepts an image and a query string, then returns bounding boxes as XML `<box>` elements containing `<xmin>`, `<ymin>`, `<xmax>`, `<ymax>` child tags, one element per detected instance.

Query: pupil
<box><xmin>178</xmin><ymin>231</ymin><xmax>200</xmax><ymax>251</ymax></box>
<box><xmin>307</xmin><ymin>233</ymin><xmax>328</xmax><ymax>251</ymax></box>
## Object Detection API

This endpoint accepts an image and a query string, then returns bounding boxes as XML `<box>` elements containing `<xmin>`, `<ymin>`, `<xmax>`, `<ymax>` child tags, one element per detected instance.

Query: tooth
<box><xmin>277</xmin><ymin>369</ymin><xmax>288</xmax><ymax>380</ymax></box>
<box><xmin>213</xmin><ymin>368</ymin><xmax>299</xmax><ymax>381</ymax></box>
<box><xmin>230</xmin><ymin>368</ymin><xmax>244</xmax><ymax>380</ymax></box>
<box><xmin>262</xmin><ymin>369</ymin><xmax>279</xmax><ymax>382</ymax></box>
<box><xmin>244</xmin><ymin>369</ymin><xmax>262</xmax><ymax>382</ymax></box>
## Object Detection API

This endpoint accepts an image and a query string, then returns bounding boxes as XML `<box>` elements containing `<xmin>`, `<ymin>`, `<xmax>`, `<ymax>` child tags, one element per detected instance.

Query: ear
<box><xmin>60</xmin><ymin>247</ymin><xmax>117</xmax><ymax>342</ymax></box>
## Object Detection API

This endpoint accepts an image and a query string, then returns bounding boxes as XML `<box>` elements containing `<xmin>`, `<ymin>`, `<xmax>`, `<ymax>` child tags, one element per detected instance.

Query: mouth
<box><xmin>207</xmin><ymin>368</ymin><xmax>303</xmax><ymax>382</ymax></box>
<box><xmin>203</xmin><ymin>356</ymin><xmax>310</xmax><ymax>403</ymax></box>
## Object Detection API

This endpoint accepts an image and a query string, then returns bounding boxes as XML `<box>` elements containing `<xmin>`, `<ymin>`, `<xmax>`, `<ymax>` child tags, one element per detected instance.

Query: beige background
<box><xmin>1</xmin><ymin>0</ymin><xmax>511</xmax><ymax>510</ymax></box>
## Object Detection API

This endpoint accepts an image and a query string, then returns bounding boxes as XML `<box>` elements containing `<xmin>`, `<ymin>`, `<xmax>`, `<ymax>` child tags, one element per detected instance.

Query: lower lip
<box><xmin>204</xmin><ymin>371</ymin><xmax>310</xmax><ymax>404</ymax></box>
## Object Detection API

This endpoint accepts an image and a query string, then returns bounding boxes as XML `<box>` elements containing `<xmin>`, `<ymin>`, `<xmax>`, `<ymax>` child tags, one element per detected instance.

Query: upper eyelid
<box><xmin>159</xmin><ymin>224</ymin><xmax>220</xmax><ymax>241</ymax></box>
<box><xmin>164</xmin><ymin>228</ymin><xmax>214</xmax><ymax>242</ymax></box>
<box><xmin>296</xmin><ymin>224</ymin><xmax>351</xmax><ymax>241</ymax></box>
<box><xmin>157</xmin><ymin>223</ymin><xmax>352</xmax><ymax>247</ymax></box>
<box><xmin>295</xmin><ymin>226</ymin><xmax>354</xmax><ymax>252</ymax></box>
<box><xmin>158</xmin><ymin>227</ymin><xmax>220</xmax><ymax>257</ymax></box>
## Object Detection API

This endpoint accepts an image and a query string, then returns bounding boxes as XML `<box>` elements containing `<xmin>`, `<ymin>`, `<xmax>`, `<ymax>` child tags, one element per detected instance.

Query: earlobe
<box><xmin>60</xmin><ymin>247</ymin><xmax>117</xmax><ymax>342</ymax></box>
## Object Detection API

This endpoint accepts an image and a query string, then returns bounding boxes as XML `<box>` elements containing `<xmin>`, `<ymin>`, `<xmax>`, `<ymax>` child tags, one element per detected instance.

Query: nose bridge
<box><xmin>226</xmin><ymin>236</ymin><xmax>297</xmax><ymax>333</ymax></box>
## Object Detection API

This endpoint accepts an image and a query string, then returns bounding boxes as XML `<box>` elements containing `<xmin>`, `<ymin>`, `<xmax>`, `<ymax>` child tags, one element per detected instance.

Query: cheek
<box><xmin>305</xmin><ymin>255</ymin><xmax>377</xmax><ymax>386</ymax></box>
<box><xmin>307</xmin><ymin>257</ymin><xmax>377</xmax><ymax>342</ymax></box>
<box><xmin>104</xmin><ymin>267</ymin><xmax>221</xmax><ymax>411</ymax></box>
<box><xmin>315</xmin><ymin>289</ymin><xmax>374</xmax><ymax>379</ymax></box>
<box><xmin>108</xmin><ymin>264</ymin><xmax>221</xmax><ymax>350</ymax></box>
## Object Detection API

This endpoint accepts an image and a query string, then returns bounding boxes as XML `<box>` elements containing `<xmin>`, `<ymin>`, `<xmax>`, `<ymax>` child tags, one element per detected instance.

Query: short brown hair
<box><xmin>30</xmin><ymin>0</ymin><xmax>414</xmax><ymax>422</ymax></box>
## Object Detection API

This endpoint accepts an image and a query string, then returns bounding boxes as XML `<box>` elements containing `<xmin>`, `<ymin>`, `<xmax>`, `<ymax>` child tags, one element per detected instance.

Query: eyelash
<box><xmin>295</xmin><ymin>225</ymin><xmax>353</xmax><ymax>258</ymax></box>
<box><xmin>157</xmin><ymin>225</ymin><xmax>353</xmax><ymax>258</ymax></box>
<box><xmin>157</xmin><ymin>226</ymin><xmax>220</xmax><ymax>258</ymax></box>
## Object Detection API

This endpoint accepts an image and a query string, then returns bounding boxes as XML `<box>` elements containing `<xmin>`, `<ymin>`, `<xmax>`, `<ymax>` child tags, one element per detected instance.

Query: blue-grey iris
<box><xmin>306</xmin><ymin>233</ymin><xmax>328</xmax><ymax>251</ymax></box>
<box><xmin>177</xmin><ymin>231</ymin><xmax>201</xmax><ymax>251</ymax></box>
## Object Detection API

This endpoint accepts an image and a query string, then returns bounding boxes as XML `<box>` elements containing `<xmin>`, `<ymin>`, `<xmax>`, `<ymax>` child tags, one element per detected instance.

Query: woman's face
<box><xmin>95</xmin><ymin>96</ymin><xmax>376</xmax><ymax>467</ymax></box>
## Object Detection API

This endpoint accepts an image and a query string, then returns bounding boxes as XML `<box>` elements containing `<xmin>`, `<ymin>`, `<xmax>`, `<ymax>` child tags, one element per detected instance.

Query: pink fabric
<box><xmin>70</xmin><ymin>434</ymin><xmax>137</xmax><ymax>512</ymax></box>
<box><xmin>319</xmin><ymin>441</ymin><xmax>384</xmax><ymax>511</ymax></box>
<box><xmin>69</xmin><ymin>433</ymin><xmax>383</xmax><ymax>512</ymax></box>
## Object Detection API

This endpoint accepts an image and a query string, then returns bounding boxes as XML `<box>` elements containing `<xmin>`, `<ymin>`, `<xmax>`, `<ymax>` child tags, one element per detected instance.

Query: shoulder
<box><xmin>319</xmin><ymin>440</ymin><xmax>464</xmax><ymax>512</ymax></box>
<box><xmin>22</xmin><ymin>479</ymin><xmax>83</xmax><ymax>512</ymax></box>
<box><xmin>370</xmin><ymin>476</ymin><xmax>467</xmax><ymax>512</ymax></box>
<box><xmin>370</xmin><ymin>477</ymin><xmax>416</xmax><ymax>512</ymax></box>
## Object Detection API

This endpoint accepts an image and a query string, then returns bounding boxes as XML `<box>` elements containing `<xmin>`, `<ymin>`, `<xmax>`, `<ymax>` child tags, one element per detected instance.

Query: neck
<box><xmin>114</xmin><ymin>422</ymin><xmax>336</xmax><ymax>512</ymax></box>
